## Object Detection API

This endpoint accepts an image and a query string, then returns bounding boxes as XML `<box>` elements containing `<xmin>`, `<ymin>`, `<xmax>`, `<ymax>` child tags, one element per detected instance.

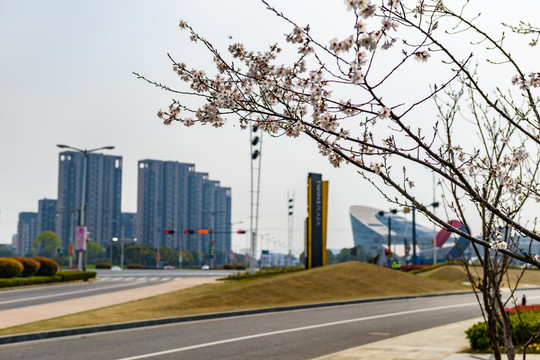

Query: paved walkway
<box><xmin>313</xmin><ymin>317</ymin><xmax>540</xmax><ymax>360</ymax></box>
<box><xmin>0</xmin><ymin>277</ymin><xmax>218</xmax><ymax>329</ymax></box>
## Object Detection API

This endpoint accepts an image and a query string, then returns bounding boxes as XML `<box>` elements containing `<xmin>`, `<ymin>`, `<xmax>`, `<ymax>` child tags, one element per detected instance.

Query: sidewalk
<box><xmin>0</xmin><ymin>277</ymin><xmax>218</xmax><ymax>329</ymax></box>
<box><xmin>313</xmin><ymin>317</ymin><xmax>540</xmax><ymax>360</ymax></box>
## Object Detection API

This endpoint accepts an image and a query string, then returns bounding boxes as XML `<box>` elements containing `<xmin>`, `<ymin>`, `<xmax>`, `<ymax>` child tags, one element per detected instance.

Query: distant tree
<box><xmin>336</xmin><ymin>246</ymin><xmax>367</xmax><ymax>263</ymax></box>
<box><xmin>124</xmin><ymin>244</ymin><xmax>154</xmax><ymax>266</ymax></box>
<box><xmin>326</xmin><ymin>249</ymin><xmax>336</xmax><ymax>264</ymax></box>
<box><xmin>0</xmin><ymin>245</ymin><xmax>12</xmax><ymax>257</ymax></box>
<box><xmin>336</xmin><ymin>248</ymin><xmax>355</xmax><ymax>263</ymax></box>
<box><xmin>180</xmin><ymin>250</ymin><xmax>196</xmax><ymax>267</ymax></box>
<box><xmin>31</xmin><ymin>231</ymin><xmax>62</xmax><ymax>258</ymax></box>
<box><xmin>86</xmin><ymin>241</ymin><xmax>105</xmax><ymax>264</ymax></box>
<box><xmin>298</xmin><ymin>251</ymin><xmax>305</xmax><ymax>265</ymax></box>
<box><xmin>159</xmin><ymin>246</ymin><xmax>179</xmax><ymax>266</ymax></box>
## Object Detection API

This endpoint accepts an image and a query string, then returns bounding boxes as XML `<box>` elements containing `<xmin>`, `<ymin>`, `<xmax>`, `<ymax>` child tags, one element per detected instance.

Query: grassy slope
<box><xmin>417</xmin><ymin>265</ymin><xmax>540</xmax><ymax>288</ymax></box>
<box><xmin>0</xmin><ymin>261</ymin><xmax>468</xmax><ymax>335</ymax></box>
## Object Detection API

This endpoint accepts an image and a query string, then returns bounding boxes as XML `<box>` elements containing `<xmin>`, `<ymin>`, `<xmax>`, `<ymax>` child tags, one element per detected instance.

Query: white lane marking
<box><xmin>0</xmin><ymin>282</ymin><xmax>141</xmax><ymax>305</ymax></box>
<box><xmin>161</xmin><ymin>277</ymin><xmax>171</xmax><ymax>282</ymax></box>
<box><xmin>114</xmin><ymin>300</ymin><xmax>479</xmax><ymax>360</ymax></box>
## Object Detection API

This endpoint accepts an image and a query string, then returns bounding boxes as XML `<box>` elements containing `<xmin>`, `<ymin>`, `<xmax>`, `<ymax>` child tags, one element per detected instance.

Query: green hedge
<box><xmin>223</xmin><ymin>263</ymin><xmax>247</xmax><ymax>270</ymax></box>
<box><xmin>56</xmin><ymin>271</ymin><xmax>97</xmax><ymax>282</ymax></box>
<box><xmin>0</xmin><ymin>271</ymin><xmax>96</xmax><ymax>288</ymax></box>
<box><xmin>221</xmin><ymin>266</ymin><xmax>305</xmax><ymax>281</ymax></box>
<box><xmin>95</xmin><ymin>262</ymin><xmax>112</xmax><ymax>269</ymax></box>
<box><xmin>466</xmin><ymin>309</ymin><xmax>540</xmax><ymax>353</ymax></box>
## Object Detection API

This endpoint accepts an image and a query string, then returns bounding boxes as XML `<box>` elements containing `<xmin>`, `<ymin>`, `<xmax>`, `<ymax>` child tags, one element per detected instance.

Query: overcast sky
<box><xmin>1</xmin><ymin>1</ymin><xmax>538</xmax><ymax>255</ymax></box>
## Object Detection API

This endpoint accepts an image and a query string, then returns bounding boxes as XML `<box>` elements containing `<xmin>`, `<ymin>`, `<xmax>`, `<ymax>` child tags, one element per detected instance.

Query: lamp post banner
<box><xmin>75</xmin><ymin>226</ymin><xmax>87</xmax><ymax>251</ymax></box>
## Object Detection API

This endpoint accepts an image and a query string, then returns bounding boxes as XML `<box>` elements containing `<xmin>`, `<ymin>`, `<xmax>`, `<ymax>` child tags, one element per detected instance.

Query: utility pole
<box><xmin>287</xmin><ymin>191</ymin><xmax>295</xmax><ymax>266</ymax></box>
<box><xmin>249</xmin><ymin>123</ymin><xmax>263</xmax><ymax>273</ymax></box>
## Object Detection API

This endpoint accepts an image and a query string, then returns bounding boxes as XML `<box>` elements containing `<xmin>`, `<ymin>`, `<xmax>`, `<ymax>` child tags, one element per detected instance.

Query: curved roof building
<box><xmin>349</xmin><ymin>205</ymin><xmax>437</xmax><ymax>262</ymax></box>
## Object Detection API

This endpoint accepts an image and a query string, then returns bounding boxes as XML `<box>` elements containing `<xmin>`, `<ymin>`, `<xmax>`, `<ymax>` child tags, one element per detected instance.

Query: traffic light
<box><xmin>164</xmin><ymin>230</ymin><xmax>175</xmax><ymax>235</ymax></box>
<box><xmin>184</xmin><ymin>230</ymin><xmax>195</xmax><ymax>234</ymax></box>
<box><xmin>385</xmin><ymin>249</ymin><xmax>392</xmax><ymax>258</ymax></box>
<box><xmin>237</xmin><ymin>230</ymin><xmax>246</xmax><ymax>234</ymax></box>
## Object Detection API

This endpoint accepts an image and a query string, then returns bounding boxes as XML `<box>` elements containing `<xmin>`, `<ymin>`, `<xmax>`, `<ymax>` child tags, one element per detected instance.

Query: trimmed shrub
<box><xmin>465</xmin><ymin>321</ymin><xmax>491</xmax><ymax>350</ymax></box>
<box><xmin>235</xmin><ymin>264</ymin><xmax>247</xmax><ymax>270</ymax></box>
<box><xmin>95</xmin><ymin>262</ymin><xmax>112</xmax><ymax>269</ymax></box>
<box><xmin>56</xmin><ymin>271</ymin><xmax>97</xmax><ymax>282</ymax></box>
<box><xmin>127</xmin><ymin>263</ymin><xmax>143</xmax><ymax>269</ymax></box>
<box><xmin>14</xmin><ymin>257</ymin><xmax>40</xmax><ymax>277</ymax></box>
<box><xmin>0</xmin><ymin>257</ymin><xmax>24</xmax><ymax>278</ymax></box>
<box><xmin>466</xmin><ymin>308</ymin><xmax>540</xmax><ymax>352</ymax></box>
<box><xmin>34</xmin><ymin>256</ymin><xmax>59</xmax><ymax>276</ymax></box>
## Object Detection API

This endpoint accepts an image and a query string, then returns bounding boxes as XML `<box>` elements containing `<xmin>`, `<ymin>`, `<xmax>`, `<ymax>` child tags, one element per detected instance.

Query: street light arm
<box><xmin>57</xmin><ymin>144</ymin><xmax>115</xmax><ymax>154</ymax></box>
<box><xmin>88</xmin><ymin>145</ymin><xmax>115</xmax><ymax>153</ymax></box>
<box><xmin>57</xmin><ymin>144</ymin><xmax>84</xmax><ymax>153</ymax></box>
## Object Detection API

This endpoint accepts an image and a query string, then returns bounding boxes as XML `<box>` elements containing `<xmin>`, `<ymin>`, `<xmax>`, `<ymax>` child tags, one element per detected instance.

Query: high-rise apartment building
<box><xmin>136</xmin><ymin>160</ymin><xmax>193</xmax><ymax>250</ymax></box>
<box><xmin>136</xmin><ymin>159</ymin><xmax>231</xmax><ymax>264</ymax></box>
<box><xmin>37</xmin><ymin>198</ymin><xmax>57</xmax><ymax>234</ymax></box>
<box><xmin>213</xmin><ymin>185</ymin><xmax>232</xmax><ymax>263</ymax></box>
<box><xmin>56</xmin><ymin>151</ymin><xmax>122</xmax><ymax>250</ymax></box>
<box><xmin>120</xmin><ymin>212</ymin><xmax>137</xmax><ymax>240</ymax></box>
<box><xmin>16</xmin><ymin>212</ymin><xmax>37</xmax><ymax>256</ymax></box>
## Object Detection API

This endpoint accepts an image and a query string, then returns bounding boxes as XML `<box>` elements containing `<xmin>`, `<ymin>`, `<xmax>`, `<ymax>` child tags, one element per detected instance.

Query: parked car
<box><xmin>201</xmin><ymin>265</ymin><xmax>210</xmax><ymax>270</ymax></box>
<box><xmin>163</xmin><ymin>265</ymin><xmax>175</xmax><ymax>270</ymax></box>
<box><xmin>111</xmin><ymin>266</ymin><xmax>122</xmax><ymax>271</ymax></box>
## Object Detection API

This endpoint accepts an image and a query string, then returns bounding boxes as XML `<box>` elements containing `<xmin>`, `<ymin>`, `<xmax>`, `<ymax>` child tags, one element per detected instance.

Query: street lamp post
<box><xmin>430</xmin><ymin>201</ymin><xmax>440</xmax><ymax>264</ymax></box>
<box><xmin>112</xmin><ymin>237</ymin><xmax>119</xmax><ymax>266</ymax></box>
<box><xmin>404</xmin><ymin>201</ymin><xmax>439</xmax><ymax>265</ymax></box>
<box><xmin>378</xmin><ymin>209</ymin><xmax>397</xmax><ymax>266</ymax></box>
<box><xmin>57</xmin><ymin>144</ymin><xmax>115</xmax><ymax>271</ymax></box>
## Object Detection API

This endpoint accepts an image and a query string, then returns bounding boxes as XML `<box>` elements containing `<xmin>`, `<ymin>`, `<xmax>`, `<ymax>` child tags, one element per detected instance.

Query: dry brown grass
<box><xmin>0</xmin><ymin>261</ymin><xmax>468</xmax><ymax>336</ymax></box>
<box><xmin>417</xmin><ymin>264</ymin><xmax>540</xmax><ymax>288</ymax></box>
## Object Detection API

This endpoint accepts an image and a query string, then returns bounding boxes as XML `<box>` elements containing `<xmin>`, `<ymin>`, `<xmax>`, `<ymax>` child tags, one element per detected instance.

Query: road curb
<box><xmin>0</xmin><ymin>290</ymin><xmax>474</xmax><ymax>345</ymax></box>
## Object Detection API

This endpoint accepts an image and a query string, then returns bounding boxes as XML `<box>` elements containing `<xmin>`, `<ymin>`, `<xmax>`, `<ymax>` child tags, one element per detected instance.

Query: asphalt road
<box><xmin>0</xmin><ymin>269</ymin><xmax>231</xmax><ymax>311</ymax></box>
<box><xmin>0</xmin><ymin>292</ymin><xmax>490</xmax><ymax>360</ymax></box>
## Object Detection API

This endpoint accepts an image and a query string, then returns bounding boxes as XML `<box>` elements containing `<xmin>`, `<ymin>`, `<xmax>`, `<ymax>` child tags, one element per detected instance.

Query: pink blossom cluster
<box><xmin>511</xmin><ymin>72</ymin><xmax>540</xmax><ymax>89</ymax></box>
<box><xmin>490</xmin><ymin>240</ymin><xmax>508</xmax><ymax>251</ymax></box>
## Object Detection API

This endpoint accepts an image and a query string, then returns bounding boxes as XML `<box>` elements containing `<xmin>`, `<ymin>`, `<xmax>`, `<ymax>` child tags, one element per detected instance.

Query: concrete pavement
<box><xmin>313</xmin><ymin>317</ymin><xmax>540</xmax><ymax>360</ymax></box>
<box><xmin>0</xmin><ymin>276</ymin><xmax>219</xmax><ymax>329</ymax></box>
